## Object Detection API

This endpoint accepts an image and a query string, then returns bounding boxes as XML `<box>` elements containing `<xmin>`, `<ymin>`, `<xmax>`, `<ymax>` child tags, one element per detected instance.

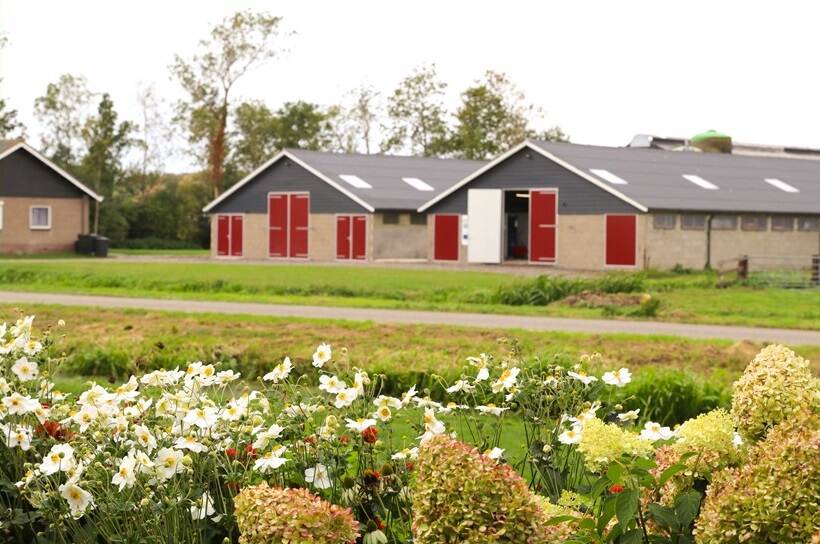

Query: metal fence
<box><xmin>734</xmin><ymin>254</ymin><xmax>820</xmax><ymax>289</ymax></box>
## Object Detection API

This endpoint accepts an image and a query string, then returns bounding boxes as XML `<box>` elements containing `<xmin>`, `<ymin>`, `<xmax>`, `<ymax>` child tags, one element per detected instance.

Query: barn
<box><xmin>0</xmin><ymin>140</ymin><xmax>103</xmax><ymax>254</ymax></box>
<box><xmin>419</xmin><ymin>140</ymin><xmax>820</xmax><ymax>271</ymax></box>
<box><xmin>202</xmin><ymin>149</ymin><xmax>482</xmax><ymax>262</ymax></box>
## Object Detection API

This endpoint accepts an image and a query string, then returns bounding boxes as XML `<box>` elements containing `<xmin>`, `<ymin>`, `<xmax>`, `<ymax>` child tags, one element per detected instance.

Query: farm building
<box><xmin>203</xmin><ymin>149</ymin><xmax>482</xmax><ymax>261</ymax></box>
<box><xmin>0</xmin><ymin>140</ymin><xmax>103</xmax><ymax>254</ymax></box>
<box><xmin>419</xmin><ymin>140</ymin><xmax>820</xmax><ymax>271</ymax></box>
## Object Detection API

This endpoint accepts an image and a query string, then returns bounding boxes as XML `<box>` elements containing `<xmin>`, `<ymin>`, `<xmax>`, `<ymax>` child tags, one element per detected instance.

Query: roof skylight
<box><xmin>339</xmin><ymin>174</ymin><xmax>372</xmax><ymax>189</ymax></box>
<box><xmin>763</xmin><ymin>178</ymin><xmax>799</xmax><ymax>193</ymax></box>
<box><xmin>682</xmin><ymin>174</ymin><xmax>719</xmax><ymax>190</ymax></box>
<box><xmin>401</xmin><ymin>177</ymin><xmax>435</xmax><ymax>191</ymax></box>
<box><xmin>589</xmin><ymin>168</ymin><xmax>628</xmax><ymax>185</ymax></box>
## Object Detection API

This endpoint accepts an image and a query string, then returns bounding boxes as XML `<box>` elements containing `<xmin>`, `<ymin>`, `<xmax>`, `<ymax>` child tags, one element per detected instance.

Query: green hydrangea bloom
<box><xmin>577</xmin><ymin>418</ymin><xmax>654</xmax><ymax>473</ymax></box>
<box><xmin>673</xmin><ymin>409</ymin><xmax>744</xmax><ymax>476</ymax></box>
<box><xmin>695</xmin><ymin>409</ymin><xmax>820</xmax><ymax>543</ymax></box>
<box><xmin>731</xmin><ymin>344</ymin><xmax>817</xmax><ymax>440</ymax></box>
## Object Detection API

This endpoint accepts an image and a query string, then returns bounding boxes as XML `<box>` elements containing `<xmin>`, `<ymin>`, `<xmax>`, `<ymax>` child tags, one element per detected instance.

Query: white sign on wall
<box><xmin>461</xmin><ymin>215</ymin><xmax>469</xmax><ymax>245</ymax></box>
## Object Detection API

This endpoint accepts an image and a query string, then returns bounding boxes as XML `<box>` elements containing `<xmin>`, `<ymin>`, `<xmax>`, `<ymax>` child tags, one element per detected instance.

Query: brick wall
<box><xmin>0</xmin><ymin>196</ymin><xmax>89</xmax><ymax>253</ymax></box>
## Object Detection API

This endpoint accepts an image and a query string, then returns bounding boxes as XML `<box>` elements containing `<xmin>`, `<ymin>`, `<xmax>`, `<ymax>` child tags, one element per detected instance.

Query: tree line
<box><xmin>0</xmin><ymin>11</ymin><xmax>567</xmax><ymax>248</ymax></box>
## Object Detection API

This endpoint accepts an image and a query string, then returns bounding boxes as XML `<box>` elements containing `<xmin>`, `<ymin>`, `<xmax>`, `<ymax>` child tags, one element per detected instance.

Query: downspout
<box><xmin>705</xmin><ymin>214</ymin><xmax>713</xmax><ymax>270</ymax></box>
<box><xmin>94</xmin><ymin>200</ymin><xmax>100</xmax><ymax>235</ymax></box>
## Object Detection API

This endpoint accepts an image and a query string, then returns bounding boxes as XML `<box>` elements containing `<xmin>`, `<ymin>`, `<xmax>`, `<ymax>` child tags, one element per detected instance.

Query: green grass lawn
<box><xmin>0</xmin><ymin>260</ymin><xmax>818</xmax><ymax>329</ymax></box>
<box><xmin>109</xmin><ymin>248</ymin><xmax>210</xmax><ymax>257</ymax></box>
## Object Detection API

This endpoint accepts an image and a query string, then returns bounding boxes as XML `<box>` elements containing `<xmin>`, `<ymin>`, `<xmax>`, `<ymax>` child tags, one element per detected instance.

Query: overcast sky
<box><xmin>1</xmin><ymin>0</ymin><xmax>818</xmax><ymax>171</ymax></box>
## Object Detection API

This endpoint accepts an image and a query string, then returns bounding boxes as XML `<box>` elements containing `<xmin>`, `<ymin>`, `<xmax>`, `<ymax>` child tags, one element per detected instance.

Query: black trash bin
<box><xmin>75</xmin><ymin>234</ymin><xmax>95</xmax><ymax>255</ymax></box>
<box><xmin>93</xmin><ymin>236</ymin><xmax>109</xmax><ymax>257</ymax></box>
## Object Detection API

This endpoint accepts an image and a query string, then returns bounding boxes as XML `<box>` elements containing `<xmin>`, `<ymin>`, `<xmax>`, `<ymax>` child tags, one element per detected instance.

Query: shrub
<box><xmin>614</xmin><ymin>368</ymin><xmax>731</xmax><ymax>426</ymax></box>
<box><xmin>731</xmin><ymin>344</ymin><xmax>817</xmax><ymax>440</ymax></box>
<box><xmin>112</xmin><ymin>237</ymin><xmax>204</xmax><ymax>250</ymax></box>
<box><xmin>411</xmin><ymin>435</ymin><xmax>572</xmax><ymax>544</ymax></box>
<box><xmin>695</xmin><ymin>408</ymin><xmax>820</xmax><ymax>543</ymax></box>
<box><xmin>672</xmin><ymin>409</ymin><xmax>743</xmax><ymax>477</ymax></box>
<box><xmin>234</xmin><ymin>483</ymin><xmax>359</xmax><ymax>544</ymax></box>
<box><xmin>491</xmin><ymin>274</ymin><xmax>644</xmax><ymax>306</ymax></box>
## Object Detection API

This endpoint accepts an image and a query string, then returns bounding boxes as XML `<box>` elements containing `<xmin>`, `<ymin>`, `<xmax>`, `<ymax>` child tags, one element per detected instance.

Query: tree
<box><xmin>449</xmin><ymin>71</ymin><xmax>567</xmax><ymax>160</ymax></box>
<box><xmin>383</xmin><ymin>64</ymin><xmax>448</xmax><ymax>156</ymax></box>
<box><xmin>330</xmin><ymin>86</ymin><xmax>381</xmax><ymax>154</ymax></box>
<box><xmin>231</xmin><ymin>100</ymin><xmax>336</xmax><ymax>174</ymax></box>
<box><xmin>171</xmin><ymin>10</ymin><xmax>286</xmax><ymax>198</ymax></box>
<box><xmin>0</xmin><ymin>34</ymin><xmax>24</xmax><ymax>139</ymax></box>
<box><xmin>135</xmin><ymin>83</ymin><xmax>173</xmax><ymax>178</ymax></box>
<box><xmin>33</xmin><ymin>73</ymin><xmax>91</xmax><ymax>167</ymax></box>
<box><xmin>79</xmin><ymin>93</ymin><xmax>134</xmax><ymax>199</ymax></box>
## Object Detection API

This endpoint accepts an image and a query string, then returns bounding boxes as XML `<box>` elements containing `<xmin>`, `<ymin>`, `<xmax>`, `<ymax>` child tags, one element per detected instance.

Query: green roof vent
<box><xmin>691</xmin><ymin>130</ymin><xmax>732</xmax><ymax>153</ymax></box>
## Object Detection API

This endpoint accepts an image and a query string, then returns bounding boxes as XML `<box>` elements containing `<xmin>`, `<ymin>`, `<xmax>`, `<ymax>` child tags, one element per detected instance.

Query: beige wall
<box><xmin>372</xmin><ymin>212</ymin><xmax>428</xmax><ymax>260</ymax></box>
<box><xmin>645</xmin><ymin>214</ymin><xmax>820</xmax><ymax>270</ymax></box>
<box><xmin>557</xmin><ymin>214</ymin><xmax>646</xmax><ymax>271</ymax></box>
<box><xmin>0</xmin><ymin>196</ymin><xmax>89</xmax><ymax>253</ymax></box>
<box><xmin>210</xmin><ymin>212</ymin><xmax>374</xmax><ymax>262</ymax></box>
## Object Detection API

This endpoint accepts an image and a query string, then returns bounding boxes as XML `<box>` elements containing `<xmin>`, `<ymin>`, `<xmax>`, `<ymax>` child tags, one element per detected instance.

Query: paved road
<box><xmin>1</xmin><ymin>291</ymin><xmax>818</xmax><ymax>345</ymax></box>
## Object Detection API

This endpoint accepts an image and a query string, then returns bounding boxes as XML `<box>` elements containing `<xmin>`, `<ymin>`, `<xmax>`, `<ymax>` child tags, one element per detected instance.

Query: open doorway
<box><xmin>504</xmin><ymin>190</ymin><xmax>530</xmax><ymax>261</ymax></box>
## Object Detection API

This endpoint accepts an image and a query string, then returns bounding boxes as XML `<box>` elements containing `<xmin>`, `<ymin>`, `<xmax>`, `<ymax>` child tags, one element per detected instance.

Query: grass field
<box><xmin>12</xmin><ymin>304</ymin><xmax>819</xmax><ymax>384</ymax></box>
<box><xmin>0</xmin><ymin>260</ymin><xmax>818</xmax><ymax>329</ymax></box>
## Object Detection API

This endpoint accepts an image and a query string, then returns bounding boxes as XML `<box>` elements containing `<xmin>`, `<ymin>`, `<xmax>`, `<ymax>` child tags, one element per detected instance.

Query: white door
<box><xmin>467</xmin><ymin>189</ymin><xmax>503</xmax><ymax>263</ymax></box>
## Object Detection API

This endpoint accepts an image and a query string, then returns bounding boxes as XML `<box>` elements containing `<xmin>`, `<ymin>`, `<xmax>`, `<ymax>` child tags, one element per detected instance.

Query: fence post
<box><xmin>812</xmin><ymin>255</ymin><xmax>819</xmax><ymax>286</ymax></box>
<box><xmin>737</xmin><ymin>255</ymin><xmax>749</xmax><ymax>280</ymax></box>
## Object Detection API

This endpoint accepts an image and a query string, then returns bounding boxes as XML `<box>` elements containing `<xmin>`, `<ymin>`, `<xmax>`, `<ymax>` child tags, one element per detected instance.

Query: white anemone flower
<box><xmin>491</xmin><ymin>367</ymin><xmax>520</xmax><ymax>393</ymax></box>
<box><xmin>3</xmin><ymin>392</ymin><xmax>40</xmax><ymax>415</ymax></box>
<box><xmin>602</xmin><ymin>368</ymin><xmax>632</xmax><ymax>387</ymax></box>
<box><xmin>174</xmin><ymin>435</ymin><xmax>208</xmax><ymax>453</ymax></box>
<box><xmin>252</xmin><ymin>424</ymin><xmax>285</xmax><ymax>450</ymax></box>
<box><xmin>639</xmin><ymin>421</ymin><xmax>675</xmax><ymax>441</ymax></box>
<box><xmin>475</xmin><ymin>404</ymin><xmax>507</xmax><ymax>416</ymax></box>
<box><xmin>191</xmin><ymin>491</ymin><xmax>216</xmax><ymax>520</ymax></box>
<box><xmin>422</xmin><ymin>408</ymin><xmax>445</xmax><ymax>436</ymax></box>
<box><xmin>11</xmin><ymin>357</ymin><xmax>38</xmax><ymax>382</ymax></box>
<box><xmin>133</xmin><ymin>424</ymin><xmax>157</xmax><ymax>452</ymax></box>
<box><xmin>486</xmin><ymin>447</ymin><xmax>505</xmax><ymax>460</ymax></box>
<box><xmin>334</xmin><ymin>387</ymin><xmax>358</xmax><ymax>409</ymax></box>
<box><xmin>305</xmin><ymin>463</ymin><xmax>332</xmax><ymax>489</ymax></box>
<box><xmin>345</xmin><ymin>418</ymin><xmax>377</xmax><ymax>433</ymax></box>
<box><xmin>559</xmin><ymin>425</ymin><xmax>583</xmax><ymax>445</ymax></box>
<box><xmin>445</xmin><ymin>380</ymin><xmax>475</xmax><ymax>394</ymax></box>
<box><xmin>183</xmin><ymin>406</ymin><xmax>219</xmax><ymax>429</ymax></box>
<box><xmin>318</xmin><ymin>374</ymin><xmax>346</xmax><ymax>394</ymax></box>
<box><xmin>59</xmin><ymin>481</ymin><xmax>94</xmax><ymax>518</ymax></box>
<box><xmin>154</xmin><ymin>448</ymin><xmax>184</xmax><ymax>481</ymax></box>
<box><xmin>400</xmin><ymin>385</ymin><xmax>417</xmax><ymax>406</ymax></box>
<box><xmin>391</xmin><ymin>447</ymin><xmax>419</xmax><ymax>460</ymax></box>
<box><xmin>312</xmin><ymin>343</ymin><xmax>332</xmax><ymax>368</ymax></box>
<box><xmin>253</xmin><ymin>446</ymin><xmax>288</xmax><ymax>473</ymax></box>
<box><xmin>617</xmin><ymin>409</ymin><xmax>641</xmax><ymax>422</ymax></box>
<box><xmin>372</xmin><ymin>395</ymin><xmax>402</xmax><ymax>409</ymax></box>
<box><xmin>732</xmin><ymin>431</ymin><xmax>743</xmax><ymax>448</ymax></box>
<box><xmin>373</xmin><ymin>405</ymin><xmax>392</xmax><ymax>422</ymax></box>
<box><xmin>262</xmin><ymin>358</ymin><xmax>293</xmax><ymax>383</ymax></box>
<box><xmin>73</xmin><ymin>404</ymin><xmax>99</xmax><ymax>433</ymax></box>
<box><xmin>567</xmin><ymin>371</ymin><xmax>598</xmax><ymax>385</ymax></box>
<box><xmin>40</xmin><ymin>443</ymin><xmax>76</xmax><ymax>475</ymax></box>
<box><xmin>112</xmin><ymin>455</ymin><xmax>137</xmax><ymax>491</ymax></box>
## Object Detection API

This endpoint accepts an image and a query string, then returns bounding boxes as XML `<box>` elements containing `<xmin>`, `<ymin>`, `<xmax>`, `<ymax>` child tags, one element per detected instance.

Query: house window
<box><xmin>712</xmin><ymin>214</ymin><xmax>738</xmax><ymax>230</ymax></box>
<box><xmin>741</xmin><ymin>215</ymin><xmax>767</xmax><ymax>231</ymax></box>
<box><xmin>681</xmin><ymin>214</ymin><xmax>706</xmax><ymax>230</ymax></box>
<box><xmin>382</xmin><ymin>212</ymin><xmax>400</xmax><ymax>225</ymax></box>
<box><xmin>30</xmin><ymin>206</ymin><xmax>52</xmax><ymax>230</ymax></box>
<box><xmin>771</xmin><ymin>216</ymin><xmax>794</xmax><ymax>232</ymax></box>
<box><xmin>652</xmin><ymin>213</ymin><xmax>676</xmax><ymax>230</ymax></box>
<box><xmin>410</xmin><ymin>213</ymin><xmax>427</xmax><ymax>226</ymax></box>
<box><xmin>797</xmin><ymin>216</ymin><xmax>819</xmax><ymax>231</ymax></box>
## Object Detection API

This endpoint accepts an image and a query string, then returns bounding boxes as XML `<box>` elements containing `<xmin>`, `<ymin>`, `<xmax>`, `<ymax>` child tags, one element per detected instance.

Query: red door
<box><xmin>352</xmin><ymin>216</ymin><xmax>366</xmax><ymax>260</ymax></box>
<box><xmin>606</xmin><ymin>215</ymin><xmax>637</xmax><ymax>266</ymax></box>
<box><xmin>268</xmin><ymin>194</ymin><xmax>288</xmax><ymax>257</ymax></box>
<box><xmin>289</xmin><ymin>194</ymin><xmax>309</xmax><ymax>258</ymax></box>
<box><xmin>217</xmin><ymin>215</ymin><xmax>230</xmax><ymax>256</ymax></box>
<box><xmin>530</xmin><ymin>190</ymin><xmax>557</xmax><ymax>263</ymax></box>
<box><xmin>434</xmin><ymin>215</ymin><xmax>459</xmax><ymax>261</ymax></box>
<box><xmin>336</xmin><ymin>216</ymin><xmax>351</xmax><ymax>259</ymax></box>
<box><xmin>230</xmin><ymin>216</ymin><xmax>243</xmax><ymax>256</ymax></box>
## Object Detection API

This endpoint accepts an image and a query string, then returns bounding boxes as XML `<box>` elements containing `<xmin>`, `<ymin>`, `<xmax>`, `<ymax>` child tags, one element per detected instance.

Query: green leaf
<box><xmin>647</xmin><ymin>503</ymin><xmax>677</xmax><ymax>531</ymax></box>
<box><xmin>674</xmin><ymin>490</ymin><xmax>702</xmax><ymax>526</ymax></box>
<box><xmin>590</xmin><ymin>475</ymin><xmax>611</xmax><ymax>498</ymax></box>
<box><xmin>546</xmin><ymin>515</ymin><xmax>578</xmax><ymax>526</ymax></box>
<box><xmin>607</xmin><ymin>463</ymin><xmax>624</xmax><ymax>484</ymax></box>
<box><xmin>615</xmin><ymin>489</ymin><xmax>639</xmax><ymax>528</ymax></box>
<box><xmin>620</xmin><ymin>528</ymin><xmax>644</xmax><ymax>544</ymax></box>
<box><xmin>633</xmin><ymin>457</ymin><xmax>657</xmax><ymax>470</ymax></box>
<box><xmin>598</xmin><ymin>495</ymin><xmax>617</xmax><ymax>535</ymax></box>
<box><xmin>659</xmin><ymin>463</ymin><xmax>687</xmax><ymax>486</ymax></box>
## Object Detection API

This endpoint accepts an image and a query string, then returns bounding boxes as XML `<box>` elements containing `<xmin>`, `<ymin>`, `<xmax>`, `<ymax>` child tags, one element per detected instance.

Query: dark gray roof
<box><xmin>531</xmin><ymin>140</ymin><xmax>820</xmax><ymax>214</ymax></box>
<box><xmin>285</xmin><ymin>149</ymin><xmax>483</xmax><ymax>210</ymax></box>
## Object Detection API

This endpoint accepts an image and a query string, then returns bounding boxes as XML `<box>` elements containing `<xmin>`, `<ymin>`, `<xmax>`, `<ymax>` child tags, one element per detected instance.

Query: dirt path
<box><xmin>1</xmin><ymin>291</ymin><xmax>818</xmax><ymax>345</ymax></box>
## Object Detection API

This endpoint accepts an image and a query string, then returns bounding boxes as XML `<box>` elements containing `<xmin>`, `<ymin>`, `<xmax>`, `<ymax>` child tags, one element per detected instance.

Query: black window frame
<box><xmin>740</xmin><ymin>215</ymin><xmax>767</xmax><ymax>232</ymax></box>
<box><xmin>652</xmin><ymin>213</ymin><xmax>676</xmax><ymax>230</ymax></box>
<box><xmin>382</xmin><ymin>212</ymin><xmax>400</xmax><ymax>225</ymax></box>
<box><xmin>681</xmin><ymin>214</ymin><xmax>707</xmax><ymax>230</ymax></box>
